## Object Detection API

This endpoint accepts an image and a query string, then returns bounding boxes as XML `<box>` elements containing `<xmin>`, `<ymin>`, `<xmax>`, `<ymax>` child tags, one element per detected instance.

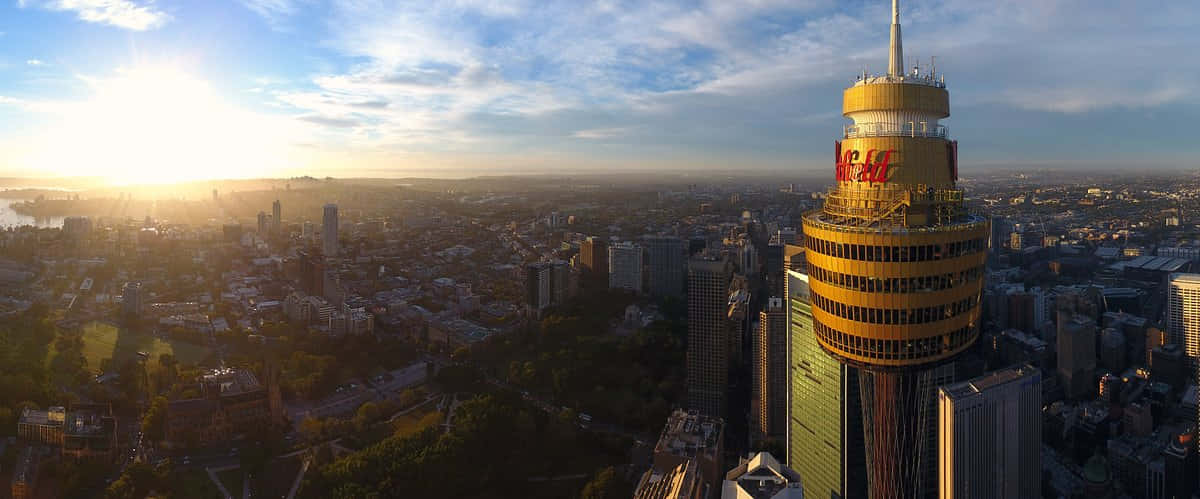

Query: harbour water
<box><xmin>0</xmin><ymin>198</ymin><xmax>64</xmax><ymax>228</ymax></box>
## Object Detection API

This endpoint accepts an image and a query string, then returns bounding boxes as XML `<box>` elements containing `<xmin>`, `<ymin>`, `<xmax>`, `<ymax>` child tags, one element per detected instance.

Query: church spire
<box><xmin>888</xmin><ymin>0</ymin><xmax>904</xmax><ymax>77</ymax></box>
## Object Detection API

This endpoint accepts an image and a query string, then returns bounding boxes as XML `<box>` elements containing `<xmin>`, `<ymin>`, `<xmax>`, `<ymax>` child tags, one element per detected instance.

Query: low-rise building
<box><xmin>17</xmin><ymin>406</ymin><xmax>65</xmax><ymax>445</ymax></box>
<box><xmin>165</xmin><ymin>368</ymin><xmax>276</xmax><ymax>448</ymax></box>
<box><xmin>61</xmin><ymin>404</ymin><xmax>117</xmax><ymax>462</ymax></box>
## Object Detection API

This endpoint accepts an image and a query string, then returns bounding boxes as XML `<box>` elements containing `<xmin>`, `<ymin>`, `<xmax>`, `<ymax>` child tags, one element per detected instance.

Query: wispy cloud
<box><xmin>18</xmin><ymin>0</ymin><xmax>171</xmax><ymax>31</ymax></box>
<box><xmin>237</xmin><ymin>0</ymin><xmax>301</xmax><ymax>29</ymax></box>
<box><xmin>26</xmin><ymin>59</ymin><xmax>44</xmax><ymax>66</ymax></box>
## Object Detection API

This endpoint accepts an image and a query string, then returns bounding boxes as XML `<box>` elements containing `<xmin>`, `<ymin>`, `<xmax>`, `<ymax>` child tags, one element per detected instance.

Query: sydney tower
<box><xmin>799</xmin><ymin>1</ymin><xmax>988</xmax><ymax>497</ymax></box>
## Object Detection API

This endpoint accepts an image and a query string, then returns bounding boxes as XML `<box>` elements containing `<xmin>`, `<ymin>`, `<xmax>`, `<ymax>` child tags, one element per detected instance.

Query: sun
<box><xmin>33</xmin><ymin>66</ymin><xmax>304</xmax><ymax>184</ymax></box>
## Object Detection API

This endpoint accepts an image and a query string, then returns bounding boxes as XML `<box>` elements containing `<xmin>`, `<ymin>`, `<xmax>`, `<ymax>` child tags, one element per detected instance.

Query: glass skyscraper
<box><xmin>786</xmin><ymin>268</ymin><xmax>865</xmax><ymax>499</ymax></box>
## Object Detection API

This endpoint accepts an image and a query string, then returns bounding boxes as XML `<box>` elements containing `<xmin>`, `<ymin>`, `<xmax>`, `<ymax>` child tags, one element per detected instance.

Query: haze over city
<box><xmin>1</xmin><ymin>0</ymin><xmax>1198</xmax><ymax>183</ymax></box>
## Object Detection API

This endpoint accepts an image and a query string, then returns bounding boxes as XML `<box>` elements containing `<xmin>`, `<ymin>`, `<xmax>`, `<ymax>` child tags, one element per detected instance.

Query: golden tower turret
<box><xmin>799</xmin><ymin>1</ymin><xmax>989</xmax><ymax>497</ymax></box>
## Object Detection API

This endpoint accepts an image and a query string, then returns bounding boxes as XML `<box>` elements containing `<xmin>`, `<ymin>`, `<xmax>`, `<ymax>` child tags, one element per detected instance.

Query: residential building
<box><xmin>1167</xmin><ymin>273</ymin><xmax>1200</xmax><ymax>362</ymax></box>
<box><xmin>647</xmin><ymin>236</ymin><xmax>685</xmax><ymax>298</ymax></box>
<box><xmin>609</xmin><ymin>242</ymin><xmax>643</xmax><ymax>293</ymax></box>
<box><xmin>580</xmin><ymin>236</ymin><xmax>608</xmax><ymax>279</ymax></box>
<box><xmin>1058</xmin><ymin>314</ymin><xmax>1098</xmax><ymax>400</ymax></box>
<box><xmin>525</xmin><ymin>262</ymin><xmax>552</xmax><ymax>317</ymax></box>
<box><xmin>938</xmin><ymin>365</ymin><xmax>1042</xmax><ymax>499</ymax></box>
<box><xmin>322</xmin><ymin>203</ymin><xmax>338</xmax><ymax>257</ymax></box>
<box><xmin>753</xmin><ymin>297</ymin><xmax>787</xmax><ymax>443</ymax></box>
<box><xmin>121</xmin><ymin>281</ymin><xmax>143</xmax><ymax>320</ymax></box>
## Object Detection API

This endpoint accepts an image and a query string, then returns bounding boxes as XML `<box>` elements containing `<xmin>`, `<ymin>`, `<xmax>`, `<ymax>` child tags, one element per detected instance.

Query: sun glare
<box><xmin>32</xmin><ymin>66</ymin><xmax>304</xmax><ymax>184</ymax></box>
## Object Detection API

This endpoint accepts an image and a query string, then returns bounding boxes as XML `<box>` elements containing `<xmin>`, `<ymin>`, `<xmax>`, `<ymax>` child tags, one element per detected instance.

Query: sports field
<box><xmin>77</xmin><ymin>321</ymin><xmax>213</xmax><ymax>370</ymax></box>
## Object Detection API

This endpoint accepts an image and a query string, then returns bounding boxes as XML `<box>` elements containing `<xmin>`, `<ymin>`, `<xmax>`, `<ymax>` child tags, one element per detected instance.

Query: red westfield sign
<box><xmin>835</xmin><ymin>140</ymin><xmax>892</xmax><ymax>183</ymax></box>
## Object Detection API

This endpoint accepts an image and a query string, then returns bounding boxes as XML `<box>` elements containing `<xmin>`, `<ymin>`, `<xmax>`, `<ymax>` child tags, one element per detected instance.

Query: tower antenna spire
<box><xmin>888</xmin><ymin>0</ymin><xmax>904</xmax><ymax>77</ymax></box>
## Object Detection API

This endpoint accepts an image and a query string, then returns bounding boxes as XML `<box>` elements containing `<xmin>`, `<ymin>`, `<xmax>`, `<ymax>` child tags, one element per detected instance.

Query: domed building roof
<box><xmin>1083</xmin><ymin>453</ymin><xmax>1109</xmax><ymax>484</ymax></box>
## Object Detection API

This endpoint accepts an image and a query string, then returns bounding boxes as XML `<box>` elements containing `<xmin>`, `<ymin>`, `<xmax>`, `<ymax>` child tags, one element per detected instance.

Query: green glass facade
<box><xmin>787</xmin><ymin>269</ymin><xmax>866</xmax><ymax>499</ymax></box>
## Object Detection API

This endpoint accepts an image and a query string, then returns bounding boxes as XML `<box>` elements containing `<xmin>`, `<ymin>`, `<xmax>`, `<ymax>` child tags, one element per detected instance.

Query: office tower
<box><xmin>257</xmin><ymin>211</ymin><xmax>268</xmax><ymax>234</ymax></box>
<box><xmin>797</xmin><ymin>1</ymin><xmax>988</xmax><ymax>496</ymax></box>
<box><xmin>608</xmin><ymin>242</ymin><xmax>643</xmax><ymax>293</ymax></box>
<box><xmin>753</xmin><ymin>297</ymin><xmax>787</xmax><ymax>443</ymax></box>
<box><xmin>580</xmin><ymin>236</ymin><xmax>608</xmax><ymax>279</ymax></box>
<box><xmin>322</xmin><ymin>203</ymin><xmax>339</xmax><ymax>257</ymax></box>
<box><xmin>721</xmin><ymin>452</ymin><xmax>805</xmax><ymax>499</ymax></box>
<box><xmin>525</xmin><ymin>262</ymin><xmax>552</xmax><ymax>317</ymax></box>
<box><xmin>121</xmin><ymin>282</ymin><xmax>143</xmax><ymax>320</ymax></box>
<box><xmin>938</xmin><ymin>365</ymin><xmax>1041</xmax><ymax>499</ymax></box>
<box><xmin>1057</xmin><ymin>314</ymin><xmax>1097</xmax><ymax>400</ymax></box>
<box><xmin>688</xmin><ymin>253</ymin><xmax>733</xmax><ymax>417</ymax></box>
<box><xmin>646</xmin><ymin>236</ymin><xmax>685</xmax><ymax>298</ymax></box>
<box><xmin>785</xmin><ymin>269</ymin><xmax>866</xmax><ymax>499</ymax></box>
<box><xmin>1167</xmin><ymin>273</ymin><xmax>1200</xmax><ymax>360</ymax></box>
<box><xmin>272</xmin><ymin>199</ymin><xmax>281</xmax><ymax>234</ymax></box>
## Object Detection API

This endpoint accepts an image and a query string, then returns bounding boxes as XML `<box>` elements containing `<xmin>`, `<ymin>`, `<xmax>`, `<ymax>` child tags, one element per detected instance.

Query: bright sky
<box><xmin>0</xmin><ymin>0</ymin><xmax>1198</xmax><ymax>182</ymax></box>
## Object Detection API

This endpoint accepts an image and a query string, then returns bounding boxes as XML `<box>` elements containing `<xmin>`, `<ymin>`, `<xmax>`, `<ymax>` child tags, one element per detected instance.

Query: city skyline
<box><xmin>2</xmin><ymin>0</ymin><xmax>1199</xmax><ymax>183</ymax></box>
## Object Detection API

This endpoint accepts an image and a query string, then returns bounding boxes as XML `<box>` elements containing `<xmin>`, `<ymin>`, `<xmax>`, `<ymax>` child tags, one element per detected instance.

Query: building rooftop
<box><xmin>1168</xmin><ymin>272</ymin><xmax>1200</xmax><ymax>285</ymax></box>
<box><xmin>654</xmin><ymin>409</ymin><xmax>723</xmax><ymax>462</ymax></box>
<box><xmin>941</xmin><ymin>364</ymin><xmax>1039</xmax><ymax>400</ymax></box>
<box><xmin>722</xmin><ymin>451</ymin><xmax>804</xmax><ymax>499</ymax></box>
<box><xmin>19</xmin><ymin>406</ymin><xmax>65</xmax><ymax>426</ymax></box>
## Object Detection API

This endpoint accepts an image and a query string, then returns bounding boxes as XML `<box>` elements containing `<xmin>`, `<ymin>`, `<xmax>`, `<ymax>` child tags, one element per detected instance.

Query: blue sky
<box><xmin>1</xmin><ymin>0</ymin><xmax>1198</xmax><ymax>181</ymax></box>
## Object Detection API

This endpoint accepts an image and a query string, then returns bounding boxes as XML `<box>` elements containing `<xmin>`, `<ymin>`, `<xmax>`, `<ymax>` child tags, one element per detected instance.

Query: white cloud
<box><xmin>26</xmin><ymin>59</ymin><xmax>44</xmax><ymax>66</ymax></box>
<box><xmin>20</xmin><ymin>0</ymin><xmax>170</xmax><ymax>31</ymax></box>
<box><xmin>254</xmin><ymin>0</ymin><xmax>1200</xmax><ymax>168</ymax></box>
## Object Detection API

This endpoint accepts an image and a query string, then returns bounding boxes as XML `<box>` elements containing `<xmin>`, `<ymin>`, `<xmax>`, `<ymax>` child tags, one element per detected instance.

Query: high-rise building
<box><xmin>257</xmin><ymin>211</ymin><xmax>269</xmax><ymax>234</ymax></box>
<box><xmin>1162</xmin><ymin>431</ymin><xmax>1197</xmax><ymax>499</ymax></box>
<box><xmin>272</xmin><ymin>199</ymin><xmax>282</xmax><ymax>234</ymax></box>
<box><xmin>721</xmin><ymin>452</ymin><xmax>805</xmax><ymax>499</ymax></box>
<box><xmin>525</xmin><ymin>262</ymin><xmax>552</xmax><ymax>317</ymax></box>
<box><xmin>580</xmin><ymin>236</ymin><xmax>608</xmax><ymax>280</ymax></box>
<box><xmin>785</xmin><ymin>268</ymin><xmax>866</xmax><ymax>499</ymax></box>
<box><xmin>1167</xmin><ymin>273</ymin><xmax>1200</xmax><ymax>360</ymax></box>
<box><xmin>322</xmin><ymin>203</ymin><xmax>339</xmax><ymax>257</ymax></box>
<box><xmin>1057</xmin><ymin>314</ymin><xmax>1097</xmax><ymax>400</ymax></box>
<box><xmin>688</xmin><ymin>253</ymin><xmax>733</xmax><ymax>417</ymax></box>
<box><xmin>647</xmin><ymin>236</ymin><xmax>685</xmax><ymax>298</ymax></box>
<box><xmin>550</xmin><ymin>260</ymin><xmax>571</xmax><ymax>305</ymax></box>
<box><xmin>608</xmin><ymin>242</ymin><xmax>643</xmax><ymax>293</ymax></box>
<box><xmin>797</xmin><ymin>2</ymin><xmax>988</xmax><ymax>496</ymax></box>
<box><xmin>121</xmin><ymin>282</ymin><xmax>143</xmax><ymax>320</ymax></box>
<box><xmin>753</xmin><ymin>297</ymin><xmax>787</xmax><ymax>443</ymax></box>
<box><xmin>938</xmin><ymin>365</ymin><xmax>1041</xmax><ymax>499</ymax></box>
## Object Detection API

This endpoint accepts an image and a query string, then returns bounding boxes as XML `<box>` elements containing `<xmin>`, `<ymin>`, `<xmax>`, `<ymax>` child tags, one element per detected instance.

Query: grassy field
<box><xmin>77</xmin><ymin>321</ymin><xmax>213</xmax><ymax>370</ymax></box>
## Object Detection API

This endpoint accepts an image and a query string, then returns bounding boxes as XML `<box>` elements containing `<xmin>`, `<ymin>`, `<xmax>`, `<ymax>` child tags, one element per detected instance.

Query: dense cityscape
<box><xmin>1</xmin><ymin>0</ymin><xmax>1199</xmax><ymax>498</ymax></box>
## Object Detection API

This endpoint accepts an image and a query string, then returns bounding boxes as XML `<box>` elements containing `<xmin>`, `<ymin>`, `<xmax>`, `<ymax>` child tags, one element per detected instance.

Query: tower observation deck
<box><xmin>799</xmin><ymin>1</ymin><xmax>988</xmax><ymax>497</ymax></box>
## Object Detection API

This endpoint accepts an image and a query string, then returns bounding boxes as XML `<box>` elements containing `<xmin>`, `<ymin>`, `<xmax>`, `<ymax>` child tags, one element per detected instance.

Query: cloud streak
<box><xmin>19</xmin><ymin>0</ymin><xmax>171</xmax><ymax>31</ymax></box>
